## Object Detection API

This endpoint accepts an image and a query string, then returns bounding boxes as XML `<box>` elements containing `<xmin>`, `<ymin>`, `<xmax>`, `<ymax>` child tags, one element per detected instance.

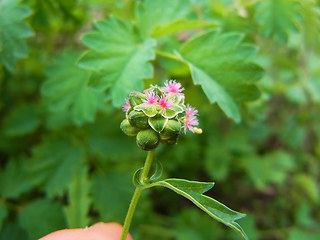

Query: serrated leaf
<box><xmin>64</xmin><ymin>166</ymin><xmax>91</xmax><ymax>228</ymax></box>
<box><xmin>18</xmin><ymin>199</ymin><xmax>66</xmax><ymax>239</ymax></box>
<box><xmin>79</xmin><ymin>16</ymin><xmax>156</xmax><ymax>107</ymax></box>
<box><xmin>149</xmin><ymin>178</ymin><xmax>248</xmax><ymax>239</ymax></box>
<box><xmin>0</xmin><ymin>158</ymin><xmax>33</xmax><ymax>199</ymax></box>
<box><xmin>91</xmin><ymin>170</ymin><xmax>133</xmax><ymax>223</ymax></box>
<box><xmin>151</xmin><ymin>19</ymin><xmax>216</xmax><ymax>38</ymax></box>
<box><xmin>148</xmin><ymin>115</ymin><xmax>168</xmax><ymax>132</ymax></box>
<box><xmin>3</xmin><ymin>104</ymin><xmax>40</xmax><ymax>137</ymax></box>
<box><xmin>136</xmin><ymin>0</ymin><xmax>192</xmax><ymax>37</ymax></box>
<box><xmin>180</xmin><ymin>30</ymin><xmax>264</xmax><ymax>122</ymax></box>
<box><xmin>27</xmin><ymin>135</ymin><xmax>85</xmax><ymax>197</ymax></box>
<box><xmin>255</xmin><ymin>0</ymin><xmax>302</xmax><ymax>43</ymax></box>
<box><xmin>0</xmin><ymin>0</ymin><xmax>33</xmax><ymax>71</ymax></box>
<box><xmin>42</xmin><ymin>50</ymin><xmax>105</xmax><ymax>126</ymax></box>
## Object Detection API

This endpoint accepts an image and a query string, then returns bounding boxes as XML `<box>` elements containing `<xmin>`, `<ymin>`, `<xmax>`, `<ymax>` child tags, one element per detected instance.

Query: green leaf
<box><xmin>136</xmin><ymin>0</ymin><xmax>192</xmax><ymax>37</ymax></box>
<box><xmin>0</xmin><ymin>158</ymin><xmax>33</xmax><ymax>199</ymax></box>
<box><xmin>3</xmin><ymin>104</ymin><xmax>40</xmax><ymax>137</ymax></box>
<box><xmin>300</xmin><ymin>0</ymin><xmax>320</xmax><ymax>48</ymax></box>
<box><xmin>254</xmin><ymin>0</ymin><xmax>302</xmax><ymax>43</ymax></box>
<box><xmin>42</xmin><ymin>50</ymin><xmax>105</xmax><ymax>126</ymax></box>
<box><xmin>0</xmin><ymin>0</ymin><xmax>33</xmax><ymax>71</ymax></box>
<box><xmin>179</xmin><ymin>30</ymin><xmax>264</xmax><ymax>122</ymax></box>
<box><xmin>148</xmin><ymin>115</ymin><xmax>168</xmax><ymax>132</ymax></box>
<box><xmin>79</xmin><ymin>16</ymin><xmax>156</xmax><ymax>107</ymax></box>
<box><xmin>149</xmin><ymin>178</ymin><xmax>248</xmax><ymax>239</ymax></box>
<box><xmin>27</xmin><ymin>135</ymin><xmax>85</xmax><ymax>197</ymax></box>
<box><xmin>162</xmin><ymin>104</ymin><xmax>183</xmax><ymax>119</ymax></box>
<box><xmin>64</xmin><ymin>166</ymin><xmax>91</xmax><ymax>228</ymax></box>
<box><xmin>242</xmin><ymin>151</ymin><xmax>294</xmax><ymax>190</ymax></box>
<box><xmin>0</xmin><ymin>204</ymin><xmax>8</xmax><ymax>231</ymax></box>
<box><xmin>18</xmin><ymin>199</ymin><xmax>66</xmax><ymax>239</ymax></box>
<box><xmin>150</xmin><ymin>19</ymin><xmax>216</xmax><ymax>38</ymax></box>
<box><xmin>91</xmin><ymin>170</ymin><xmax>134</xmax><ymax>223</ymax></box>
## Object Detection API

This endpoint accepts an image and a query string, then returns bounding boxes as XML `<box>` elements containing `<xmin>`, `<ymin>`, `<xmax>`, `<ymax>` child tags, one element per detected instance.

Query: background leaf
<box><xmin>42</xmin><ymin>50</ymin><xmax>105</xmax><ymax>126</ymax></box>
<box><xmin>64</xmin><ymin>166</ymin><xmax>91</xmax><ymax>228</ymax></box>
<box><xmin>180</xmin><ymin>30</ymin><xmax>264</xmax><ymax>122</ymax></box>
<box><xmin>0</xmin><ymin>0</ymin><xmax>33</xmax><ymax>71</ymax></box>
<box><xmin>79</xmin><ymin>16</ymin><xmax>156</xmax><ymax>107</ymax></box>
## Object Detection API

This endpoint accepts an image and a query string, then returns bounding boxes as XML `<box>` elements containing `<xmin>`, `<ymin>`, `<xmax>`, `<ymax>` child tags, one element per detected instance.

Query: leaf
<box><xmin>79</xmin><ymin>16</ymin><xmax>156</xmax><ymax>107</ymax></box>
<box><xmin>0</xmin><ymin>221</ymin><xmax>29</xmax><ymax>240</ymax></box>
<box><xmin>179</xmin><ymin>30</ymin><xmax>264</xmax><ymax>122</ymax></box>
<box><xmin>149</xmin><ymin>178</ymin><xmax>248</xmax><ymax>239</ymax></box>
<box><xmin>0</xmin><ymin>204</ymin><xmax>8</xmax><ymax>231</ymax></box>
<box><xmin>3</xmin><ymin>104</ymin><xmax>40</xmax><ymax>137</ymax></box>
<box><xmin>150</xmin><ymin>19</ymin><xmax>216</xmax><ymax>38</ymax></box>
<box><xmin>136</xmin><ymin>0</ymin><xmax>192</xmax><ymax>37</ymax></box>
<box><xmin>42</xmin><ymin>50</ymin><xmax>105</xmax><ymax>126</ymax></box>
<box><xmin>300</xmin><ymin>0</ymin><xmax>320</xmax><ymax>49</ymax></box>
<box><xmin>91</xmin><ymin>170</ymin><xmax>134</xmax><ymax>223</ymax></box>
<box><xmin>0</xmin><ymin>0</ymin><xmax>33</xmax><ymax>71</ymax></box>
<box><xmin>148</xmin><ymin>115</ymin><xmax>168</xmax><ymax>132</ymax></box>
<box><xmin>27</xmin><ymin>135</ymin><xmax>85</xmax><ymax>197</ymax></box>
<box><xmin>0</xmin><ymin>157</ymin><xmax>33</xmax><ymax>199</ymax></box>
<box><xmin>64</xmin><ymin>166</ymin><xmax>91</xmax><ymax>228</ymax></box>
<box><xmin>18</xmin><ymin>199</ymin><xmax>66</xmax><ymax>239</ymax></box>
<box><xmin>254</xmin><ymin>0</ymin><xmax>302</xmax><ymax>43</ymax></box>
<box><xmin>242</xmin><ymin>151</ymin><xmax>294</xmax><ymax>190</ymax></box>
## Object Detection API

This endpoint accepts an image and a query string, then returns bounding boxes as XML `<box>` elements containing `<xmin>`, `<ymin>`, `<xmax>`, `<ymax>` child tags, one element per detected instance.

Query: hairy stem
<box><xmin>120</xmin><ymin>150</ymin><xmax>155</xmax><ymax>240</ymax></box>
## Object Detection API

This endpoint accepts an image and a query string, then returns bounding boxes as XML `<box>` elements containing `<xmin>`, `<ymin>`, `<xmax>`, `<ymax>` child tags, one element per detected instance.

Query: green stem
<box><xmin>120</xmin><ymin>150</ymin><xmax>155</xmax><ymax>240</ymax></box>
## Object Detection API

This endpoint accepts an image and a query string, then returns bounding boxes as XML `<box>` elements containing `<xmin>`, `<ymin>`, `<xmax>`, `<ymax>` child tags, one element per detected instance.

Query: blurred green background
<box><xmin>0</xmin><ymin>0</ymin><xmax>320</xmax><ymax>239</ymax></box>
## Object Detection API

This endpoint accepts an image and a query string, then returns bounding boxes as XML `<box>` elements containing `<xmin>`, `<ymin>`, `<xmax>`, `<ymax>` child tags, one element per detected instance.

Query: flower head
<box><xmin>183</xmin><ymin>116</ymin><xmax>199</xmax><ymax>133</ymax></box>
<box><xmin>122</xmin><ymin>99</ymin><xmax>130</xmax><ymax>112</ymax></box>
<box><xmin>163</xmin><ymin>80</ymin><xmax>184</xmax><ymax>94</ymax></box>
<box><xmin>159</xmin><ymin>96</ymin><xmax>172</xmax><ymax>111</ymax></box>
<box><xmin>143</xmin><ymin>91</ymin><xmax>159</xmax><ymax>105</ymax></box>
<box><xmin>185</xmin><ymin>104</ymin><xmax>198</xmax><ymax>118</ymax></box>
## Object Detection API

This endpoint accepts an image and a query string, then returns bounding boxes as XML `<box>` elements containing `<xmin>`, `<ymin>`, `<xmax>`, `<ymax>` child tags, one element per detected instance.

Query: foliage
<box><xmin>0</xmin><ymin>0</ymin><xmax>320</xmax><ymax>239</ymax></box>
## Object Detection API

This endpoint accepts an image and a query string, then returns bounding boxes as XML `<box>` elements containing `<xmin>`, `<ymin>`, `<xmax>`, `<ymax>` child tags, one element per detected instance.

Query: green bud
<box><xmin>136</xmin><ymin>129</ymin><xmax>159</xmax><ymax>151</ymax></box>
<box><xmin>129</xmin><ymin>93</ymin><xmax>144</xmax><ymax>107</ymax></box>
<box><xmin>120</xmin><ymin>119</ymin><xmax>140</xmax><ymax>137</ymax></box>
<box><xmin>128</xmin><ymin>110</ymin><xmax>149</xmax><ymax>129</ymax></box>
<box><xmin>160</xmin><ymin>119</ymin><xmax>181</xmax><ymax>141</ymax></box>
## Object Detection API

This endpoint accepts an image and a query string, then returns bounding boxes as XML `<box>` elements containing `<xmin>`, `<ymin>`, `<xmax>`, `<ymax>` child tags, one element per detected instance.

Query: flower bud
<box><xmin>160</xmin><ymin>119</ymin><xmax>181</xmax><ymax>141</ymax></box>
<box><xmin>136</xmin><ymin>129</ymin><xmax>159</xmax><ymax>151</ymax></box>
<box><xmin>129</xmin><ymin>92</ymin><xmax>144</xmax><ymax>107</ymax></box>
<box><xmin>128</xmin><ymin>110</ymin><xmax>149</xmax><ymax>129</ymax></box>
<box><xmin>120</xmin><ymin>119</ymin><xmax>140</xmax><ymax>137</ymax></box>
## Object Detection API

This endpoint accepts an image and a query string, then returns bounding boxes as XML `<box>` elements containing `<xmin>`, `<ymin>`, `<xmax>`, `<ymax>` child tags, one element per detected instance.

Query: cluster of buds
<box><xmin>120</xmin><ymin>80</ymin><xmax>201</xmax><ymax>151</ymax></box>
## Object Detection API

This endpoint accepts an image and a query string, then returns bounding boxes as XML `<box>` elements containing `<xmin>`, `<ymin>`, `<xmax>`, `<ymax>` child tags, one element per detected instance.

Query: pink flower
<box><xmin>183</xmin><ymin>117</ymin><xmax>199</xmax><ymax>133</ymax></box>
<box><xmin>143</xmin><ymin>91</ymin><xmax>159</xmax><ymax>105</ymax></box>
<box><xmin>122</xmin><ymin>99</ymin><xmax>130</xmax><ymax>112</ymax></box>
<box><xmin>159</xmin><ymin>96</ymin><xmax>172</xmax><ymax>111</ymax></box>
<box><xmin>163</xmin><ymin>80</ymin><xmax>184</xmax><ymax>94</ymax></box>
<box><xmin>185</xmin><ymin>105</ymin><xmax>198</xmax><ymax>118</ymax></box>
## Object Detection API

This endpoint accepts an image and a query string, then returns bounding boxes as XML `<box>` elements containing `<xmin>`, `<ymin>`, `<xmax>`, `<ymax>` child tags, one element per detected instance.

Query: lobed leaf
<box><xmin>0</xmin><ymin>0</ymin><xmax>33</xmax><ymax>71</ymax></box>
<box><xmin>179</xmin><ymin>30</ymin><xmax>264</xmax><ymax>122</ymax></box>
<box><xmin>42</xmin><ymin>50</ymin><xmax>105</xmax><ymax>126</ymax></box>
<box><xmin>148</xmin><ymin>115</ymin><xmax>168</xmax><ymax>132</ymax></box>
<box><xmin>254</xmin><ymin>0</ymin><xmax>302</xmax><ymax>43</ymax></box>
<box><xmin>27</xmin><ymin>135</ymin><xmax>85</xmax><ymax>198</ymax></box>
<box><xmin>149</xmin><ymin>178</ymin><xmax>248</xmax><ymax>240</ymax></box>
<box><xmin>135</xmin><ymin>0</ymin><xmax>192</xmax><ymax>38</ymax></box>
<box><xmin>79</xmin><ymin>16</ymin><xmax>156</xmax><ymax>107</ymax></box>
<box><xmin>64</xmin><ymin>166</ymin><xmax>91</xmax><ymax>228</ymax></box>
